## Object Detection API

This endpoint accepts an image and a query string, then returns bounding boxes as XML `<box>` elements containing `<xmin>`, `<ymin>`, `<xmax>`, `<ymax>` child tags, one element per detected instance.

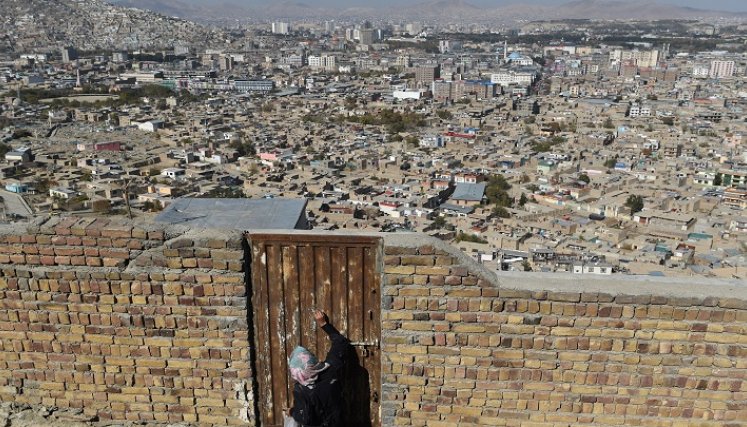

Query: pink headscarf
<box><xmin>289</xmin><ymin>346</ymin><xmax>329</xmax><ymax>387</ymax></box>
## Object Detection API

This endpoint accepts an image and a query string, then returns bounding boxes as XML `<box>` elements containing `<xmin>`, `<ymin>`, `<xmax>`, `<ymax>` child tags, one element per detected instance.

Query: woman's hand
<box><xmin>313</xmin><ymin>309</ymin><xmax>328</xmax><ymax>327</ymax></box>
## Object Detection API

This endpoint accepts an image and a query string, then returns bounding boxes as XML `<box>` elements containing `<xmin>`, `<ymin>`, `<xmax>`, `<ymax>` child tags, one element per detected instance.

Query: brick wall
<box><xmin>381</xmin><ymin>235</ymin><xmax>747</xmax><ymax>427</ymax></box>
<box><xmin>0</xmin><ymin>217</ymin><xmax>253</xmax><ymax>425</ymax></box>
<box><xmin>1</xmin><ymin>220</ymin><xmax>746</xmax><ymax>427</ymax></box>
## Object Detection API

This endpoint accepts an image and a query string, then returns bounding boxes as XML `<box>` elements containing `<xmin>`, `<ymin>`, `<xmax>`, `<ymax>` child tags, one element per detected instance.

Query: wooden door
<box><xmin>248</xmin><ymin>233</ymin><xmax>382</xmax><ymax>427</ymax></box>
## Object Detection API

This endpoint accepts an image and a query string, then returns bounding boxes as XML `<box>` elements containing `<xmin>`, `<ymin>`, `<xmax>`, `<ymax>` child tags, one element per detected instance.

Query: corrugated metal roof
<box><xmin>155</xmin><ymin>198</ymin><xmax>308</xmax><ymax>230</ymax></box>
<box><xmin>450</xmin><ymin>182</ymin><xmax>486</xmax><ymax>202</ymax></box>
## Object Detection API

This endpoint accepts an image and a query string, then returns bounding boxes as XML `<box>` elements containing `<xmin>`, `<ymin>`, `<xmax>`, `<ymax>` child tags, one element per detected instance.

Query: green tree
<box><xmin>604</xmin><ymin>158</ymin><xmax>617</xmax><ymax>169</ymax></box>
<box><xmin>484</xmin><ymin>175</ymin><xmax>513</xmax><ymax>208</ymax></box>
<box><xmin>522</xmin><ymin>260</ymin><xmax>532</xmax><ymax>271</ymax></box>
<box><xmin>455</xmin><ymin>232</ymin><xmax>488</xmax><ymax>244</ymax></box>
<box><xmin>625</xmin><ymin>195</ymin><xmax>644</xmax><ymax>215</ymax></box>
<box><xmin>578</xmin><ymin>173</ymin><xmax>591</xmax><ymax>184</ymax></box>
<box><xmin>436</xmin><ymin>110</ymin><xmax>453</xmax><ymax>120</ymax></box>
<box><xmin>603</xmin><ymin>117</ymin><xmax>615</xmax><ymax>129</ymax></box>
<box><xmin>519</xmin><ymin>193</ymin><xmax>528</xmax><ymax>207</ymax></box>
<box><xmin>230</xmin><ymin>140</ymin><xmax>256</xmax><ymax>157</ymax></box>
<box><xmin>198</xmin><ymin>187</ymin><xmax>246</xmax><ymax>198</ymax></box>
<box><xmin>492</xmin><ymin>206</ymin><xmax>511</xmax><ymax>218</ymax></box>
<box><xmin>714</xmin><ymin>172</ymin><xmax>722</xmax><ymax>186</ymax></box>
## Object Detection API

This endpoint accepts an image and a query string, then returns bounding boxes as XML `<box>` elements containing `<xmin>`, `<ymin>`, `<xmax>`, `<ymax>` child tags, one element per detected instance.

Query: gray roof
<box><xmin>155</xmin><ymin>198</ymin><xmax>308</xmax><ymax>230</ymax></box>
<box><xmin>438</xmin><ymin>203</ymin><xmax>474</xmax><ymax>215</ymax></box>
<box><xmin>450</xmin><ymin>182</ymin><xmax>487</xmax><ymax>202</ymax></box>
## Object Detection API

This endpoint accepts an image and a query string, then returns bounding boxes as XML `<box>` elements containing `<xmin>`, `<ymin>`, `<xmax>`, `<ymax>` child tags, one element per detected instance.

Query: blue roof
<box><xmin>450</xmin><ymin>182</ymin><xmax>486</xmax><ymax>202</ymax></box>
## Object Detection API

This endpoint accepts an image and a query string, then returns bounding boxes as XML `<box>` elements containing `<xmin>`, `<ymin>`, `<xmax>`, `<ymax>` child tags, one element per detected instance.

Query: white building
<box><xmin>136</xmin><ymin>120</ymin><xmax>164</xmax><ymax>133</ymax></box>
<box><xmin>628</xmin><ymin>102</ymin><xmax>652</xmax><ymax>118</ymax></box>
<box><xmin>271</xmin><ymin>22</ymin><xmax>290</xmax><ymax>35</ymax></box>
<box><xmin>692</xmin><ymin>64</ymin><xmax>710</xmax><ymax>78</ymax></box>
<box><xmin>709</xmin><ymin>60</ymin><xmax>735</xmax><ymax>79</ymax></box>
<box><xmin>490</xmin><ymin>71</ymin><xmax>535</xmax><ymax>87</ymax></box>
<box><xmin>419</xmin><ymin>135</ymin><xmax>445</xmax><ymax>148</ymax></box>
<box><xmin>572</xmin><ymin>263</ymin><xmax>613</xmax><ymax>275</ymax></box>
<box><xmin>393</xmin><ymin>90</ymin><xmax>423</xmax><ymax>100</ymax></box>
<box><xmin>308</xmin><ymin>55</ymin><xmax>337</xmax><ymax>72</ymax></box>
<box><xmin>609</xmin><ymin>49</ymin><xmax>660</xmax><ymax>68</ymax></box>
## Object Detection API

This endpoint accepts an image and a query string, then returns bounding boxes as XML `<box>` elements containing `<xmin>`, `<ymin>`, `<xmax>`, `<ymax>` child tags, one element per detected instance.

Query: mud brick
<box><xmin>444</xmin><ymin>276</ymin><xmax>462</xmax><ymax>286</ymax></box>
<box><xmin>197</xmin><ymin>259</ymin><xmax>213</xmax><ymax>269</ymax></box>
<box><xmin>55</xmin><ymin>247</ymin><xmax>83</xmax><ymax>256</ymax></box>
<box><xmin>34</xmin><ymin>235</ymin><xmax>52</xmax><ymax>245</ymax></box>
<box><xmin>207</xmin><ymin>239</ymin><xmax>227</xmax><ymax>249</ymax></box>
<box><xmin>54</xmin><ymin>217</ymin><xmax>80</xmax><ymax>235</ymax></box>
<box><xmin>168</xmin><ymin>239</ymin><xmax>194</xmax><ymax>249</ymax></box>
<box><xmin>102</xmin><ymin>258</ymin><xmax>126</xmax><ymax>268</ymax></box>
<box><xmin>101</xmin><ymin>225</ymin><xmax>132</xmax><ymax>239</ymax></box>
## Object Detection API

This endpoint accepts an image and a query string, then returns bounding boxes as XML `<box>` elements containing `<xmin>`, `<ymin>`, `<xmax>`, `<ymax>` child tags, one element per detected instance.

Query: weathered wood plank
<box><xmin>364</xmin><ymin>245</ymin><xmax>382</xmax><ymax>426</ymax></box>
<box><xmin>330</xmin><ymin>246</ymin><xmax>348</xmax><ymax>336</ymax></box>
<box><xmin>266</xmin><ymin>243</ymin><xmax>288</xmax><ymax>423</ymax></box>
<box><xmin>298</xmin><ymin>245</ymin><xmax>316</xmax><ymax>355</ymax></box>
<box><xmin>315</xmin><ymin>245</ymin><xmax>332</xmax><ymax>357</ymax></box>
<box><xmin>347</xmin><ymin>246</ymin><xmax>364</xmax><ymax>346</ymax></box>
<box><xmin>250</xmin><ymin>240</ymin><xmax>274</xmax><ymax>425</ymax></box>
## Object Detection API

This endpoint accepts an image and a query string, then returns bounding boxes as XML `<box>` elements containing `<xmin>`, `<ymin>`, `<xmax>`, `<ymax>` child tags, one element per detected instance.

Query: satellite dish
<box><xmin>12</xmin><ymin>98</ymin><xmax>21</xmax><ymax>107</ymax></box>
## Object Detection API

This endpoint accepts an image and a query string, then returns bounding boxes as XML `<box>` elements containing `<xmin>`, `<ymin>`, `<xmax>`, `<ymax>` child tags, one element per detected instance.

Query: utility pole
<box><xmin>122</xmin><ymin>177</ymin><xmax>133</xmax><ymax>219</ymax></box>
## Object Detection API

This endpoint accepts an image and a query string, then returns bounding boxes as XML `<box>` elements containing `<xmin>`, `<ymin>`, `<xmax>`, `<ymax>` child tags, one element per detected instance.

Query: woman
<box><xmin>288</xmin><ymin>310</ymin><xmax>349</xmax><ymax>427</ymax></box>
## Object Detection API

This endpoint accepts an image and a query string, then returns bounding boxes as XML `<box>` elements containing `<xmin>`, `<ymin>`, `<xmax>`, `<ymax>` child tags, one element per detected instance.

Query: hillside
<box><xmin>0</xmin><ymin>0</ymin><xmax>228</xmax><ymax>53</ymax></box>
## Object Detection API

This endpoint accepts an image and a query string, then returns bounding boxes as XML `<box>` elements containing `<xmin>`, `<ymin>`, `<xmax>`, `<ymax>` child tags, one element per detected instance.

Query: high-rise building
<box><xmin>61</xmin><ymin>46</ymin><xmax>78</xmax><ymax>63</ymax></box>
<box><xmin>219</xmin><ymin>55</ymin><xmax>234</xmax><ymax>71</ymax></box>
<box><xmin>609</xmin><ymin>49</ymin><xmax>660</xmax><ymax>68</ymax></box>
<box><xmin>415</xmin><ymin>65</ymin><xmax>440</xmax><ymax>85</ymax></box>
<box><xmin>308</xmin><ymin>55</ymin><xmax>337</xmax><ymax>72</ymax></box>
<box><xmin>709</xmin><ymin>60</ymin><xmax>735</xmax><ymax>78</ymax></box>
<box><xmin>272</xmin><ymin>22</ymin><xmax>291</xmax><ymax>35</ymax></box>
<box><xmin>359</xmin><ymin>29</ymin><xmax>375</xmax><ymax>46</ymax></box>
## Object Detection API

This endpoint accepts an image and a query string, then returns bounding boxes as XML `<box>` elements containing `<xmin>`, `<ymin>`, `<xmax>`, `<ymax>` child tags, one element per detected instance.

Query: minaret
<box><xmin>76</xmin><ymin>60</ymin><xmax>81</xmax><ymax>88</ymax></box>
<box><xmin>504</xmin><ymin>40</ymin><xmax>508</xmax><ymax>62</ymax></box>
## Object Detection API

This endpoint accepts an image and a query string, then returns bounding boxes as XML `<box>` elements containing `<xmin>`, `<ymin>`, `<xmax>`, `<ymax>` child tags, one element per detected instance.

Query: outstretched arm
<box><xmin>314</xmin><ymin>310</ymin><xmax>349</xmax><ymax>369</ymax></box>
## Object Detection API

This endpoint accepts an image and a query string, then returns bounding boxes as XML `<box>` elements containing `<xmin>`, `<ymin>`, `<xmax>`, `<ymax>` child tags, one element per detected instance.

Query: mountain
<box><xmin>101</xmin><ymin>0</ymin><xmax>745</xmax><ymax>22</ymax></box>
<box><xmin>0</xmin><ymin>0</ymin><xmax>228</xmax><ymax>53</ymax></box>
<box><xmin>546</xmin><ymin>0</ymin><xmax>746</xmax><ymax>19</ymax></box>
<box><xmin>401</xmin><ymin>0</ymin><xmax>482</xmax><ymax>19</ymax></box>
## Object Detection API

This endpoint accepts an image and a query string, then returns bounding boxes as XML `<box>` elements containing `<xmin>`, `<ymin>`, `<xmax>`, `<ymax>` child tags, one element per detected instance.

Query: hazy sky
<box><xmin>236</xmin><ymin>0</ymin><xmax>747</xmax><ymax>12</ymax></box>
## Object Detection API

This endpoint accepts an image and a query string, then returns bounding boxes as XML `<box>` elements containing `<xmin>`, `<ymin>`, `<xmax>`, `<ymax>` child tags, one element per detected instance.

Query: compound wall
<box><xmin>0</xmin><ymin>218</ymin><xmax>746</xmax><ymax>426</ymax></box>
<box><xmin>0</xmin><ymin>217</ymin><xmax>252</xmax><ymax>425</ymax></box>
<box><xmin>381</xmin><ymin>234</ymin><xmax>747</xmax><ymax>427</ymax></box>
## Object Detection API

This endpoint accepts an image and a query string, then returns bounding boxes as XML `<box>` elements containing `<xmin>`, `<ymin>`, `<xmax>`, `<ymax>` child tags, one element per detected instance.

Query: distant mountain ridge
<box><xmin>105</xmin><ymin>0</ymin><xmax>747</xmax><ymax>21</ymax></box>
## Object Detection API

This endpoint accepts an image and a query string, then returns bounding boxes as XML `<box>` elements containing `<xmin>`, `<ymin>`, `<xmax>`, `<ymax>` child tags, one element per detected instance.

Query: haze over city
<box><xmin>137</xmin><ymin>0</ymin><xmax>747</xmax><ymax>12</ymax></box>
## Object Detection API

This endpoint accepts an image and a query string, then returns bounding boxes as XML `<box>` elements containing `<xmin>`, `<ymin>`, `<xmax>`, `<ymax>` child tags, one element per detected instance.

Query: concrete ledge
<box><xmin>495</xmin><ymin>270</ymin><xmax>747</xmax><ymax>300</ymax></box>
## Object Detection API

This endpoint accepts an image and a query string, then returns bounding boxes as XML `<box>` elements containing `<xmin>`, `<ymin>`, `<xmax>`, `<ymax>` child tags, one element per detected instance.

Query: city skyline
<box><xmin>219</xmin><ymin>0</ymin><xmax>747</xmax><ymax>12</ymax></box>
